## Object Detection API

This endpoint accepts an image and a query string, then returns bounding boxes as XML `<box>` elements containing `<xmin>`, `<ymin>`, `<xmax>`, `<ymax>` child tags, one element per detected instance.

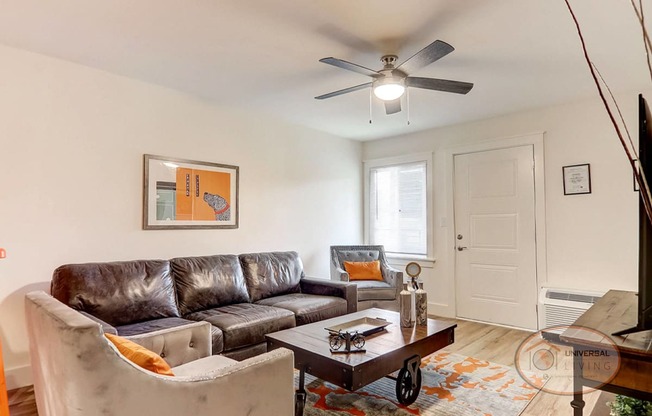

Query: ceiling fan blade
<box><xmin>319</xmin><ymin>57</ymin><xmax>380</xmax><ymax>78</ymax></box>
<box><xmin>384</xmin><ymin>99</ymin><xmax>402</xmax><ymax>115</ymax></box>
<box><xmin>397</xmin><ymin>40</ymin><xmax>455</xmax><ymax>74</ymax></box>
<box><xmin>406</xmin><ymin>77</ymin><xmax>474</xmax><ymax>94</ymax></box>
<box><xmin>315</xmin><ymin>82</ymin><xmax>372</xmax><ymax>100</ymax></box>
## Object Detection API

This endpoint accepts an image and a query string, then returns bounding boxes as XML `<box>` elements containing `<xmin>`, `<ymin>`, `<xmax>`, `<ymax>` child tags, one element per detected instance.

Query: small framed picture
<box><xmin>563</xmin><ymin>164</ymin><xmax>591</xmax><ymax>195</ymax></box>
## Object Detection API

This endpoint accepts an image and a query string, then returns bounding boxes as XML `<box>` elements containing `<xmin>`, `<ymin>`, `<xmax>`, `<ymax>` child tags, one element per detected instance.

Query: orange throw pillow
<box><xmin>105</xmin><ymin>333</ymin><xmax>174</xmax><ymax>376</ymax></box>
<box><xmin>343</xmin><ymin>260</ymin><xmax>384</xmax><ymax>281</ymax></box>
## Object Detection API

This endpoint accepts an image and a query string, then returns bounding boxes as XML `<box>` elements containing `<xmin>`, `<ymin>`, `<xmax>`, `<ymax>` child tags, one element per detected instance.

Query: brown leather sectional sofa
<box><xmin>51</xmin><ymin>251</ymin><xmax>357</xmax><ymax>360</ymax></box>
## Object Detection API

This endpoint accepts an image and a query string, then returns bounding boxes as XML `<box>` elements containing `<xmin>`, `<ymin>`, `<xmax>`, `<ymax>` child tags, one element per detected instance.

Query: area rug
<box><xmin>297</xmin><ymin>352</ymin><xmax>545</xmax><ymax>416</ymax></box>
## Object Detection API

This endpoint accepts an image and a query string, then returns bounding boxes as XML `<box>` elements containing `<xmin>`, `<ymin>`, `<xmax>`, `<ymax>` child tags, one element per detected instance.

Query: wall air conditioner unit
<box><xmin>539</xmin><ymin>287</ymin><xmax>605</xmax><ymax>329</ymax></box>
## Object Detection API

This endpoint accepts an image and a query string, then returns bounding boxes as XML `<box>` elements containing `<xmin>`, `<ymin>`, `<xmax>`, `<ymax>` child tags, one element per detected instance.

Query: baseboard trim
<box><xmin>428</xmin><ymin>301</ymin><xmax>453</xmax><ymax>318</ymax></box>
<box><xmin>5</xmin><ymin>365</ymin><xmax>32</xmax><ymax>390</ymax></box>
<box><xmin>455</xmin><ymin>316</ymin><xmax>537</xmax><ymax>333</ymax></box>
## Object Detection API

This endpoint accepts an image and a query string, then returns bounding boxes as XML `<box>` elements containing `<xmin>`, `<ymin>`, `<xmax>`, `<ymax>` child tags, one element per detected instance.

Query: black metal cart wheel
<box><xmin>395</xmin><ymin>365</ymin><xmax>422</xmax><ymax>405</ymax></box>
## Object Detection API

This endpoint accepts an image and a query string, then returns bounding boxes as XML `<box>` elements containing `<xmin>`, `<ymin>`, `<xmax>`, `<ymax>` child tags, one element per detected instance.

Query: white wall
<box><xmin>364</xmin><ymin>92</ymin><xmax>646</xmax><ymax>317</ymax></box>
<box><xmin>0</xmin><ymin>44</ymin><xmax>363</xmax><ymax>388</ymax></box>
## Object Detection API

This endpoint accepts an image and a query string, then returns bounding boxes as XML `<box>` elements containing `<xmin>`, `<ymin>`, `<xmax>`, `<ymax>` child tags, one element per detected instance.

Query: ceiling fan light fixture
<box><xmin>373</xmin><ymin>78</ymin><xmax>405</xmax><ymax>101</ymax></box>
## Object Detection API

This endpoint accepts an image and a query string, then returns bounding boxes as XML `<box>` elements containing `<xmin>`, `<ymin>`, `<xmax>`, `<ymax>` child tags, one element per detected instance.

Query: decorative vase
<box><xmin>399</xmin><ymin>286</ymin><xmax>414</xmax><ymax>328</ymax></box>
<box><xmin>415</xmin><ymin>286</ymin><xmax>428</xmax><ymax>326</ymax></box>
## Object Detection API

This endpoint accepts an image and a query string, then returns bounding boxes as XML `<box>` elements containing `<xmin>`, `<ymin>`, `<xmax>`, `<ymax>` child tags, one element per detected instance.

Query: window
<box><xmin>365</xmin><ymin>154</ymin><xmax>432</xmax><ymax>257</ymax></box>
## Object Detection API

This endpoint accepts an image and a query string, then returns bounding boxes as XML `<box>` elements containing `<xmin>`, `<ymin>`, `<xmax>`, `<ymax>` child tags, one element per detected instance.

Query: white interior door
<box><xmin>454</xmin><ymin>145</ymin><xmax>538</xmax><ymax>330</ymax></box>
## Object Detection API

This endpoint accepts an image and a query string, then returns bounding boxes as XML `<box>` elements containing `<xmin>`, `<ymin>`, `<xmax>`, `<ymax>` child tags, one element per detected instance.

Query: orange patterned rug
<box><xmin>298</xmin><ymin>352</ymin><xmax>544</xmax><ymax>416</ymax></box>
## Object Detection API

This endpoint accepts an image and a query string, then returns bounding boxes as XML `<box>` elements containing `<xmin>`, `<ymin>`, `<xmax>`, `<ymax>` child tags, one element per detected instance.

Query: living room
<box><xmin>0</xmin><ymin>1</ymin><xmax>651</xmax><ymax>415</ymax></box>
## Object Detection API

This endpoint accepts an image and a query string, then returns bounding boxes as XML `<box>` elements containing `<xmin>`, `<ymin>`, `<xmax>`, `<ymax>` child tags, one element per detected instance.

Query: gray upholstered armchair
<box><xmin>25</xmin><ymin>291</ymin><xmax>294</xmax><ymax>416</ymax></box>
<box><xmin>330</xmin><ymin>245</ymin><xmax>402</xmax><ymax>311</ymax></box>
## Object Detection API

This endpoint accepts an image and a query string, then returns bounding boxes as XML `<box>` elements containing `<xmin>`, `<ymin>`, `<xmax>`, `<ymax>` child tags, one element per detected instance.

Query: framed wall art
<box><xmin>143</xmin><ymin>155</ymin><xmax>239</xmax><ymax>230</ymax></box>
<box><xmin>562</xmin><ymin>163</ymin><xmax>591</xmax><ymax>195</ymax></box>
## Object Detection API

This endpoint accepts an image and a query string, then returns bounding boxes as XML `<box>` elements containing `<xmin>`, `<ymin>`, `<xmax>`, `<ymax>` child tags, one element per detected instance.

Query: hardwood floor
<box><xmin>7</xmin><ymin>385</ymin><xmax>36</xmax><ymax>416</ymax></box>
<box><xmin>6</xmin><ymin>317</ymin><xmax>614</xmax><ymax>415</ymax></box>
<box><xmin>440</xmin><ymin>318</ymin><xmax>613</xmax><ymax>416</ymax></box>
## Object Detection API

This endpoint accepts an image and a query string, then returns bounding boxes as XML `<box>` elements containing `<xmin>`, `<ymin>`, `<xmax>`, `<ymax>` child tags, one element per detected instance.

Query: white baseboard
<box><xmin>5</xmin><ymin>365</ymin><xmax>32</xmax><ymax>390</ymax></box>
<box><xmin>428</xmin><ymin>301</ymin><xmax>454</xmax><ymax>318</ymax></box>
<box><xmin>455</xmin><ymin>316</ymin><xmax>537</xmax><ymax>333</ymax></box>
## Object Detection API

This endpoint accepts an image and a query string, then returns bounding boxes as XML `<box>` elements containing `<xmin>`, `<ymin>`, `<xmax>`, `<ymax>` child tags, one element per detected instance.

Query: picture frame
<box><xmin>562</xmin><ymin>163</ymin><xmax>591</xmax><ymax>195</ymax></box>
<box><xmin>143</xmin><ymin>154</ymin><xmax>239</xmax><ymax>230</ymax></box>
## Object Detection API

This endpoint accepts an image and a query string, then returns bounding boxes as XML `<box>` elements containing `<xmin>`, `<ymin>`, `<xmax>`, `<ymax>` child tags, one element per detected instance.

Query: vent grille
<box><xmin>543</xmin><ymin>304</ymin><xmax>587</xmax><ymax>327</ymax></box>
<box><xmin>546</xmin><ymin>290</ymin><xmax>600</xmax><ymax>304</ymax></box>
<box><xmin>539</xmin><ymin>288</ymin><xmax>604</xmax><ymax>329</ymax></box>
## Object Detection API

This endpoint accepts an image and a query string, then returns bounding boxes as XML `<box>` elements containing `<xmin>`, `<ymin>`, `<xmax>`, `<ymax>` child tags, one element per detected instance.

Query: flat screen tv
<box><xmin>613</xmin><ymin>94</ymin><xmax>652</xmax><ymax>336</ymax></box>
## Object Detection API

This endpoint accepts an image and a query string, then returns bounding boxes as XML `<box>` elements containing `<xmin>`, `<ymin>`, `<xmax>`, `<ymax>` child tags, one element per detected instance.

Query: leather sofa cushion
<box><xmin>239</xmin><ymin>252</ymin><xmax>303</xmax><ymax>302</ymax></box>
<box><xmin>184</xmin><ymin>304</ymin><xmax>295</xmax><ymax>351</ymax></box>
<box><xmin>116</xmin><ymin>317</ymin><xmax>225</xmax><ymax>355</ymax></box>
<box><xmin>256</xmin><ymin>293</ymin><xmax>347</xmax><ymax>326</ymax></box>
<box><xmin>171</xmin><ymin>255</ymin><xmax>250</xmax><ymax>315</ymax></box>
<box><xmin>51</xmin><ymin>260</ymin><xmax>180</xmax><ymax>326</ymax></box>
<box><xmin>221</xmin><ymin>343</ymin><xmax>268</xmax><ymax>361</ymax></box>
<box><xmin>355</xmin><ymin>280</ymin><xmax>397</xmax><ymax>301</ymax></box>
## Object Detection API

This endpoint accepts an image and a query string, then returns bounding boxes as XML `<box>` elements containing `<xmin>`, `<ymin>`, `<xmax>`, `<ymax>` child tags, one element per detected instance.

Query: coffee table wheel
<box><xmin>396</xmin><ymin>355</ymin><xmax>422</xmax><ymax>406</ymax></box>
<box><xmin>396</xmin><ymin>367</ymin><xmax>421</xmax><ymax>405</ymax></box>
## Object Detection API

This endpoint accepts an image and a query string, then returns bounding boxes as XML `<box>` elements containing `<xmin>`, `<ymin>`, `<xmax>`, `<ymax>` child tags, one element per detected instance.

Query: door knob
<box><xmin>457</xmin><ymin>246</ymin><xmax>468</xmax><ymax>251</ymax></box>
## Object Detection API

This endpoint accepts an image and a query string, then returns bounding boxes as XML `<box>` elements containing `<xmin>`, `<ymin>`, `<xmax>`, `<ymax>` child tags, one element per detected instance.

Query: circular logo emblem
<box><xmin>514</xmin><ymin>325</ymin><xmax>621</xmax><ymax>395</ymax></box>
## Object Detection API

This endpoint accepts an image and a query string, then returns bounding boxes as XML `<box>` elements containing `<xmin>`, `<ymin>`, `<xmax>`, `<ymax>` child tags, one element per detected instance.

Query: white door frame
<box><xmin>443</xmin><ymin>132</ymin><xmax>547</xmax><ymax>328</ymax></box>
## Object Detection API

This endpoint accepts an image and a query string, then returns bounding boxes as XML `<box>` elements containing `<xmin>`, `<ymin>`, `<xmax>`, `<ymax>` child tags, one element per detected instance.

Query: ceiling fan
<box><xmin>315</xmin><ymin>40</ymin><xmax>474</xmax><ymax>115</ymax></box>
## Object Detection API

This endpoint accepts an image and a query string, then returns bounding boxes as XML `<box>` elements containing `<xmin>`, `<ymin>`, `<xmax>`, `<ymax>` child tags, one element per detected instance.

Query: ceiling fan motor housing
<box><xmin>380</xmin><ymin>55</ymin><xmax>398</xmax><ymax>69</ymax></box>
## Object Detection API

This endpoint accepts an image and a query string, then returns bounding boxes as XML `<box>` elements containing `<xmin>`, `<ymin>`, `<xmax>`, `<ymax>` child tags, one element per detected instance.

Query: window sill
<box><xmin>386</xmin><ymin>254</ymin><xmax>436</xmax><ymax>268</ymax></box>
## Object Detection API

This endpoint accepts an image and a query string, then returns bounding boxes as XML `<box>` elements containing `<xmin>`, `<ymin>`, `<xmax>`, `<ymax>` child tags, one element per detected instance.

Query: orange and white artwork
<box><xmin>144</xmin><ymin>155</ymin><xmax>239</xmax><ymax>229</ymax></box>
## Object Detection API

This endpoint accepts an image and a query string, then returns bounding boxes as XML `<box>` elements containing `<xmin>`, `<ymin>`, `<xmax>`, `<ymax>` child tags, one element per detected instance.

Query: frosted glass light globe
<box><xmin>373</xmin><ymin>83</ymin><xmax>405</xmax><ymax>101</ymax></box>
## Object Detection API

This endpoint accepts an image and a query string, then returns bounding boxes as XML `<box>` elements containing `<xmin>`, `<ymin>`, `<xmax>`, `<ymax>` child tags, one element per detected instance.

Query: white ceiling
<box><xmin>0</xmin><ymin>0</ymin><xmax>649</xmax><ymax>141</ymax></box>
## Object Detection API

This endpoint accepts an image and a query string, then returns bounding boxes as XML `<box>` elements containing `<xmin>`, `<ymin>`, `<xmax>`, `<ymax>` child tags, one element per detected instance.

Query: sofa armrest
<box><xmin>79</xmin><ymin>311</ymin><xmax>118</xmax><ymax>335</ymax></box>
<box><xmin>158</xmin><ymin>348</ymin><xmax>295</xmax><ymax>415</ymax></box>
<box><xmin>300</xmin><ymin>277</ymin><xmax>357</xmax><ymax>313</ymax></box>
<box><xmin>124</xmin><ymin>321</ymin><xmax>212</xmax><ymax>367</ymax></box>
<box><xmin>381</xmin><ymin>264</ymin><xmax>402</xmax><ymax>285</ymax></box>
<box><xmin>330</xmin><ymin>265</ymin><xmax>350</xmax><ymax>282</ymax></box>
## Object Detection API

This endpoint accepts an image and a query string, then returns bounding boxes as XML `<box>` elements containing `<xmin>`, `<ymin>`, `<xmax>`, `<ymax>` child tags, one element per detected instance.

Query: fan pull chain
<box><xmin>406</xmin><ymin>90</ymin><xmax>410</xmax><ymax>125</ymax></box>
<box><xmin>369</xmin><ymin>88</ymin><xmax>373</xmax><ymax>124</ymax></box>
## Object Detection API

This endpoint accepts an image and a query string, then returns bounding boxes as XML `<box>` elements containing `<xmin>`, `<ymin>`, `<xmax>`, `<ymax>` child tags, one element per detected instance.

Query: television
<box><xmin>613</xmin><ymin>94</ymin><xmax>652</xmax><ymax>336</ymax></box>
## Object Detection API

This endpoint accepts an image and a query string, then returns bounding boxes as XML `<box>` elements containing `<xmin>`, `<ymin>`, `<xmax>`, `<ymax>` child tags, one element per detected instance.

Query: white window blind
<box><xmin>369</xmin><ymin>161</ymin><xmax>427</xmax><ymax>256</ymax></box>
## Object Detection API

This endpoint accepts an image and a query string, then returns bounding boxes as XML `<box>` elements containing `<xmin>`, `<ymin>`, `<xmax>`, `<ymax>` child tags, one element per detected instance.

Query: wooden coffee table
<box><xmin>266</xmin><ymin>308</ymin><xmax>456</xmax><ymax>415</ymax></box>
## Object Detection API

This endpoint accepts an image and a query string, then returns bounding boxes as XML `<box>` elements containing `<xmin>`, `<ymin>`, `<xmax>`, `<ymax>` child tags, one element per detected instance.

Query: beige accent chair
<box><xmin>25</xmin><ymin>291</ymin><xmax>294</xmax><ymax>416</ymax></box>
